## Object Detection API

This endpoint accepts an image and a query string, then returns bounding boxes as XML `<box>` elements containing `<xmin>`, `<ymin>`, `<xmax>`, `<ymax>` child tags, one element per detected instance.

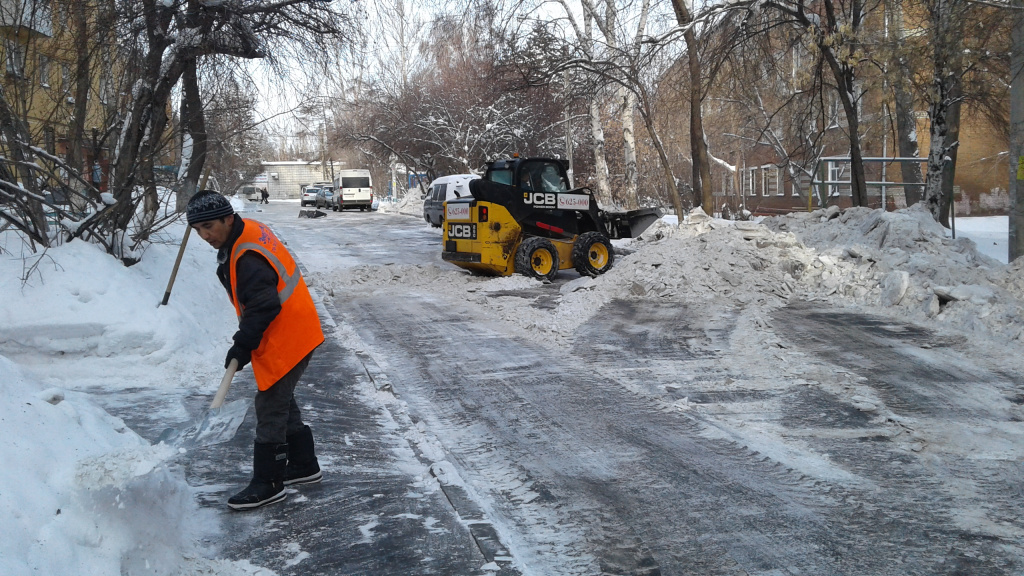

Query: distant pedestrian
<box><xmin>186</xmin><ymin>190</ymin><xmax>325</xmax><ymax>510</ymax></box>
<box><xmin>261</xmin><ymin>188</ymin><xmax>269</xmax><ymax>204</ymax></box>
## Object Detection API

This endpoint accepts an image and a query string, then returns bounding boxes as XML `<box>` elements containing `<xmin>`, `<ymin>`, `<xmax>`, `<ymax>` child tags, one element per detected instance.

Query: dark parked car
<box><xmin>315</xmin><ymin>188</ymin><xmax>334</xmax><ymax>210</ymax></box>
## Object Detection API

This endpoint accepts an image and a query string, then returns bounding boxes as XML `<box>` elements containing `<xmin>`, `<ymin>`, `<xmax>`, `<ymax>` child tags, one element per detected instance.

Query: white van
<box><xmin>334</xmin><ymin>169</ymin><xmax>374</xmax><ymax>211</ymax></box>
<box><xmin>423</xmin><ymin>174</ymin><xmax>479</xmax><ymax>227</ymax></box>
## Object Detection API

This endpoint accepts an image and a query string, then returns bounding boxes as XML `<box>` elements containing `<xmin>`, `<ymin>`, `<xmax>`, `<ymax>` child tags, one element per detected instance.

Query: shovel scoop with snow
<box><xmin>158</xmin><ymin>359</ymin><xmax>251</xmax><ymax>448</ymax></box>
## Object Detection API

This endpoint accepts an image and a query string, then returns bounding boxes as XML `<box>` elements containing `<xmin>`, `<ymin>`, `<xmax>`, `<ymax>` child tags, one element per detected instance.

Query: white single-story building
<box><xmin>259</xmin><ymin>161</ymin><xmax>346</xmax><ymax>200</ymax></box>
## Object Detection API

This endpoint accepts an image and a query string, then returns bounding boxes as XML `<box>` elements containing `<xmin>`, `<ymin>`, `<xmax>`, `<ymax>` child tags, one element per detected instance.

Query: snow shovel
<box><xmin>158</xmin><ymin>359</ymin><xmax>251</xmax><ymax>448</ymax></box>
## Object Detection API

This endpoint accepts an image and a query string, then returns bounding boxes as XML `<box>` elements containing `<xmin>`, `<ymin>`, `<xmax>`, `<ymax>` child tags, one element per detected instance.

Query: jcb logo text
<box><xmin>523</xmin><ymin>192</ymin><xmax>557</xmax><ymax>207</ymax></box>
<box><xmin>448</xmin><ymin>223</ymin><xmax>477</xmax><ymax>239</ymax></box>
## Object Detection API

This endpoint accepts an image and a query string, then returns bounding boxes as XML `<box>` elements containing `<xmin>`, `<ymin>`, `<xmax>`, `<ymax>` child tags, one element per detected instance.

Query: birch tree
<box><xmin>915</xmin><ymin>0</ymin><xmax>1008</xmax><ymax>224</ymax></box>
<box><xmin>1011</xmin><ymin>0</ymin><xmax>1023</xmax><ymax>261</ymax></box>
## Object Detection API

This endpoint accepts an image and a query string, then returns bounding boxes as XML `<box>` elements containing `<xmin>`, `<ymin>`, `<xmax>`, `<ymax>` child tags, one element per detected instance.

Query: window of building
<box><xmin>761</xmin><ymin>166</ymin><xmax>779</xmax><ymax>197</ymax></box>
<box><xmin>828</xmin><ymin>162</ymin><xmax>847</xmax><ymax>197</ymax></box>
<box><xmin>5</xmin><ymin>41</ymin><xmax>26</xmax><ymax>77</ymax></box>
<box><xmin>99</xmin><ymin>76</ymin><xmax>111</xmax><ymax>104</ymax></box>
<box><xmin>38</xmin><ymin>55</ymin><xmax>50</xmax><ymax>87</ymax></box>
<box><xmin>60</xmin><ymin>63</ymin><xmax>70</xmax><ymax>95</ymax></box>
<box><xmin>44</xmin><ymin>126</ymin><xmax>55</xmax><ymax>154</ymax></box>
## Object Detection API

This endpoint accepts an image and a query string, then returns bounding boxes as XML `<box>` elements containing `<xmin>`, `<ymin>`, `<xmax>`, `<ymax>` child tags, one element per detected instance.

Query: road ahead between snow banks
<box><xmin>208</xmin><ymin>202</ymin><xmax>1024</xmax><ymax>575</ymax></box>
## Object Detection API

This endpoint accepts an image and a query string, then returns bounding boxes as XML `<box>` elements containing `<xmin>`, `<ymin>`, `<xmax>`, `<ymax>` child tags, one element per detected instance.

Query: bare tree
<box><xmin>914</xmin><ymin>0</ymin><xmax>1009</xmax><ymax>225</ymax></box>
<box><xmin>99</xmin><ymin>0</ymin><xmax>351</xmax><ymax>258</ymax></box>
<box><xmin>883</xmin><ymin>0</ymin><xmax>924</xmax><ymax>206</ymax></box>
<box><xmin>1012</xmin><ymin>0</ymin><xmax>1024</xmax><ymax>262</ymax></box>
<box><xmin>669</xmin><ymin>0</ymin><xmax>715</xmax><ymax>214</ymax></box>
<box><xmin>342</xmin><ymin>8</ymin><xmax>565</xmax><ymax>184</ymax></box>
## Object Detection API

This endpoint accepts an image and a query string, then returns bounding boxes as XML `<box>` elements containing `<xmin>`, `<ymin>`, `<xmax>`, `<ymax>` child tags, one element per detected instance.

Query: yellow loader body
<box><xmin>442</xmin><ymin>200</ymin><xmax>576</xmax><ymax>277</ymax></box>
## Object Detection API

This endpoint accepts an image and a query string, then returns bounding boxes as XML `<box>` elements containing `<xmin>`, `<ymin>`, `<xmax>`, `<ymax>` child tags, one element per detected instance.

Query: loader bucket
<box><xmin>604</xmin><ymin>208</ymin><xmax>663</xmax><ymax>239</ymax></box>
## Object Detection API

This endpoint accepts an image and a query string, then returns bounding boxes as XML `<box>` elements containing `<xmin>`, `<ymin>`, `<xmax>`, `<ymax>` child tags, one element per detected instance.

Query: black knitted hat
<box><xmin>186</xmin><ymin>190</ymin><xmax>234</xmax><ymax>225</ymax></box>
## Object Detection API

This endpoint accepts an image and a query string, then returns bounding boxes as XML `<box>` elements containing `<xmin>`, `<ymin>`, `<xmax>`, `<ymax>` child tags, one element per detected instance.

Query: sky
<box><xmin>0</xmin><ymin>195</ymin><xmax>1019</xmax><ymax>574</ymax></box>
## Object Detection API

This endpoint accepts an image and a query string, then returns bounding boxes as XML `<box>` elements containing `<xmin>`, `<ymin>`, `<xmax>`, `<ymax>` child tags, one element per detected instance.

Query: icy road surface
<box><xmin>241</xmin><ymin>203</ymin><xmax>1024</xmax><ymax>574</ymax></box>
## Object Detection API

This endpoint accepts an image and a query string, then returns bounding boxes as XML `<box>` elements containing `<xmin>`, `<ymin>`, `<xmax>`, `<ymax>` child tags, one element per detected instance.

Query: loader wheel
<box><xmin>572</xmin><ymin>231</ymin><xmax>615</xmax><ymax>276</ymax></box>
<box><xmin>515</xmin><ymin>237</ymin><xmax>560</xmax><ymax>281</ymax></box>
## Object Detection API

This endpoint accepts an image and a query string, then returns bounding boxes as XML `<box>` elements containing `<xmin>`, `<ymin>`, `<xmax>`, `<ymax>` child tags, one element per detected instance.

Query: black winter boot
<box><xmin>284</xmin><ymin>425</ymin><xmax>322</xmax><ymax>486</ymax></box>
<box><xmin>227</xmin><ymin>442</ymin><xmax>288</xmax><ymax>510</ymax></box>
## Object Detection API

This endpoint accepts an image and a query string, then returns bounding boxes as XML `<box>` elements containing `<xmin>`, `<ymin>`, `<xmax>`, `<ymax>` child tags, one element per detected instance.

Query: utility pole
<box><xmin>1010</xmin><ymin>0</ymin><xmax>1024</xmax><ymax>262</ymax></box>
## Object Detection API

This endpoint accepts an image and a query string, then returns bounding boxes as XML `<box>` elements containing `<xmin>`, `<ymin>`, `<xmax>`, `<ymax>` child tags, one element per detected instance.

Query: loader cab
<box><xmin>485</xmin><ymin>158</ymin><xmax>569</xmax><ymax>193</ymax></box>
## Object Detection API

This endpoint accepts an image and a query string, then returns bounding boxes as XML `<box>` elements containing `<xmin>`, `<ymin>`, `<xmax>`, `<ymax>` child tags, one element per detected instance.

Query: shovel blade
<box><xmin>157</xmin><ymin>398</ymin><xmax>251</xmax><ymax>448</ymax></box>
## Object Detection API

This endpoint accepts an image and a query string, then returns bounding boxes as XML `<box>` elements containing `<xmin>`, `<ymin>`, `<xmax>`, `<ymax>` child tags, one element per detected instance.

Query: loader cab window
<box><xmin>539</xmin><ymin>164</ymin><xmax>566</xmax><ymax>192</ymax></box>
<box><xmin>489</xmin><ymin>169</ymin><xmax>513</xmax><ymax>186</ymax></box>
<box><xmin>521</xmin><ymin>161</ymin><xmax>567</xmax><ymax>193</ymax></box>
<box><xmin>519</xmin><ymin>172</ymin><xmax>534</xmax><ymax>190</ymax></box>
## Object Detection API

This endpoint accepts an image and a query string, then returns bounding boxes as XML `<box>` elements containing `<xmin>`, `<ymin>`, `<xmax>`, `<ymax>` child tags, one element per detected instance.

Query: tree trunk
<box><xmin>888</xmin><ymin>0</ymin><xmax>924</xmax><ymax>205</ymax></box>
<box><xmin>588</xmin><ymin>97</ymin><xmax>612</xmax><ymax>206</ymax></box>
<box><xmin>583</xmin><ymin>8</ymin><xmax>612</xmax><ymax>207</ymax></box>
<box><xmin>922</xmin><ymin>0</ymin><xmax>965</xmax><ymax>226</ymax></box>
<box><xmin>923</xmin><ymin>77</ymin><xmax>962</xmax><ymax>225</ymax></box>
<box><xmin>671</xmin><ymin>0</ymin><xmax>713</xmax><ymax>214</ymax></box>
<box><xmin>621</xmin><ymin>88</ymin><xmax>638</xmax><ymax>209</ymax></box>
<box><xmin>1011</xmin><ymin>0</ymin><xmax>1024</xmax><ymax>262</ymax></box>
<box><xmin>636</xmin><ymin>89</ymin><xmax>685</xmax><ymax>221</ymax></box>
<box><xmin>938</xmin><ymin>82</ymin><xmax>961</xmax><ymax>225</ymax></box>
<box><xmin>687</xmin><ymin>39</ymin><xmax>713</xmax><ymax>213</ymax></box>
<box><xmin>178</xmin><ymin>60</ymin><xmax>208</xmax><ymax>211</ymax></box>
<box><xmin>821</xmin><ymin>53</ymin><xmax>869</xmax><ymax>207</ymax></box>
<box><xmin>0</xmin><ymin>87</ymin><xmax>48</xmax><ymax>246</ymax></box>
<box><xmin>67</xmin><ymin>0</ymin><xmax>92</xmax><ymax>210</ymax></box>
<box><xmin>893</xmin><ymin>81</ymin><xmax>923</xmax><ymax>205</ymax></box>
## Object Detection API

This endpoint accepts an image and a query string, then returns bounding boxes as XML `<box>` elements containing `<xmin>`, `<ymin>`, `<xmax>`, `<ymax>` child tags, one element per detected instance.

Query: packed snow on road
<box><xmin>0</xmin><ymin>197</ymin><xmax>1021</xmax><ymax>574</ymax></box>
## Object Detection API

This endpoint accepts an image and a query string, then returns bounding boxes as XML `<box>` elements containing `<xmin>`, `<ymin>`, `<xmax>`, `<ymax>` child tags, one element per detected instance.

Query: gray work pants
<box><xmin>254</xmin><ymin>352</ymin><xmax>313</xmax><ymax>444</ymax></box>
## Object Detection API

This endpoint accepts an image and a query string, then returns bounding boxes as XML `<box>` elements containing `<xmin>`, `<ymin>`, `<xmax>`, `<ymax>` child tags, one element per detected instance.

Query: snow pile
<box><xmin>761</xmin><ymin>204</ymin><xmax>1023</xmax><ymax>342</ymax></box>
<box><xmin>379</xmin><ymin>188</ymin><xmax>426</xmax><ymax>217</ymax></box>
<box><xmin>0</xmin><ymin>235</ymin><xmax>232</xmax><ymax>389</ymax></box>
<box><xmin>316</xmin><ymin>205</ymin><xmax>1022</xmax><ymax>352</ymax></box>
<box><xmin>0</xmin><ymin>357</ymin><xmax>214</xmax><ymax>576</ymax></box>
<box><xmin>0</xmin><ymin>218</ymin><xmax>276</xmax><ymax>576</ymax></box>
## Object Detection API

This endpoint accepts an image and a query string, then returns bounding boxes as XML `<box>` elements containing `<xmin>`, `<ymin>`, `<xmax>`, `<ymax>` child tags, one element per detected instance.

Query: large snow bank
<box><xmin>0</xmin><ymin>229</ymin><xmax>233</xmax><ymax>388</ymax></box>
<box><xmin>314</xmin><ymin>205</ymin><xmax>1023</xmax><ymax>352</ymax></box>
<box><xmin>0</xmin><ymin>217</ymin><xmax>276</xmax><ymax>575</ymax></box>
<box><xmin>0</xmin><ymin>356</ymin><xmax>234</xmax><ymax>575</ymax></box>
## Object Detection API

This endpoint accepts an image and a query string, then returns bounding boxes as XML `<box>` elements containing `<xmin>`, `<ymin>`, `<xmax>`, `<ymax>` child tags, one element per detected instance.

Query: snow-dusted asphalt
<box><xmin>151</xmin><ymin>202</ymin><xmax>1024</xmax><ymax>575</ymax></box>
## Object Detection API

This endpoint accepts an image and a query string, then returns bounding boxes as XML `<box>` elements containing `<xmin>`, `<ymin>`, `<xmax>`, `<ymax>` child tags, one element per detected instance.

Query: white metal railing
<box><xmin>810</xmin><ymin>156</ymin><xmax>928</xmax><ymax>209</ymax></box>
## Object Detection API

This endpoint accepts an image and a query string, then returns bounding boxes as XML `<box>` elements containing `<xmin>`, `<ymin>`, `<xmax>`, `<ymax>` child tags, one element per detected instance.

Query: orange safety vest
<box><xmin>229</xmin><ymin>219</ymin><xmax>324</xmax><ymax>390</ymax></box>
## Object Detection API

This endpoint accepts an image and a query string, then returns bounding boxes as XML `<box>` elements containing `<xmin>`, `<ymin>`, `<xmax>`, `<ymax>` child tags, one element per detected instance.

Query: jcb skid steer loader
<box><xmin>441</xmin><ymin>157</ymin><xmax>662</xmax><ymax>280</ymax></box>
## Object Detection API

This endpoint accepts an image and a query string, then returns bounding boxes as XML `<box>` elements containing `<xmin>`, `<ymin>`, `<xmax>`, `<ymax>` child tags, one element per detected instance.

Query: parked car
<box><xmin>334</xmin><ymin>169</ymin><xmax>374</xmax><ymax>211</ymax></box>
<box><xmin>314</xmin><ymin>188</ymin><xmax>334</xmax><ymax>210</ymax></box>
<box><xmin>423</xmin><ymin>174</ymin><xmax>479</xmax><ymax>227</ymax></box>
<box><xmin>300</xmin><ymin>186</ymin><xmax>320</xmax><ymax>207</ymax></box>
<box><xmin>310</xmin><ymin>182</ymin><xmax>342</xmax><ymax>211</ymax></box>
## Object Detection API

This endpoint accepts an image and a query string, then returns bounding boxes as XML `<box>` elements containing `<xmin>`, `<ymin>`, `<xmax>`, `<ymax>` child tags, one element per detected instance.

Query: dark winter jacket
<box><xmin>216</xmin><ymin>217</ymin><xmax>283</xmax><ymax>352</ymax></box>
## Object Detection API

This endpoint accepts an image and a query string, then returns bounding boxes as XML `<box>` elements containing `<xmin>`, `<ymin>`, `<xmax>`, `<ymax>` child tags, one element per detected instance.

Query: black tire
<box><xmin>515</xmin><ymin>236</ymin><xmax>560</xmax><ymax>281</ymax></box>
<box><xmin>572</xmin><ymin>231</ymin><xmax>615</xmax><ymax>276</ymax></box>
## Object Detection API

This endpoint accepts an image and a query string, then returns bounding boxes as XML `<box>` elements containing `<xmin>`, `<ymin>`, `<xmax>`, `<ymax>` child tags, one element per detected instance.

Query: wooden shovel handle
<box><xmin>210</xmin><ymin>359</ymin><xmax>238</xmax><ymax>410</ymax></box>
